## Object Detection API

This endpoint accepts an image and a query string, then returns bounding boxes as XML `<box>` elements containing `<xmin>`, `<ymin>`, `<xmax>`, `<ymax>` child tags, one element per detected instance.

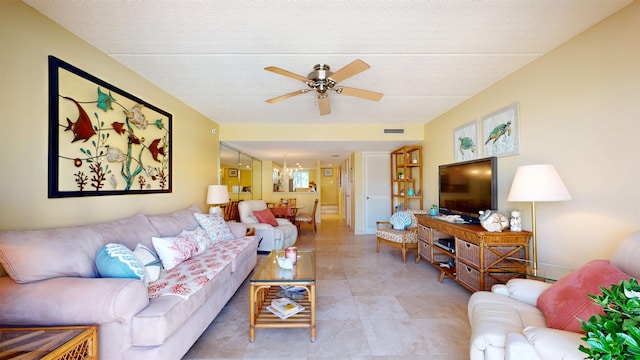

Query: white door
<box><xmin>364</xmin><ymin>152</ymin><xmax>391</xmax><ymax>234</ymax></box>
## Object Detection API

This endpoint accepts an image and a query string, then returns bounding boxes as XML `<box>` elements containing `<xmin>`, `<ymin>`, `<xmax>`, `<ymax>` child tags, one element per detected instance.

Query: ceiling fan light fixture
<box><xmin>264</xmin><ymin>59</ymin><xmax>383</xmax><ymax>115</ymax></box>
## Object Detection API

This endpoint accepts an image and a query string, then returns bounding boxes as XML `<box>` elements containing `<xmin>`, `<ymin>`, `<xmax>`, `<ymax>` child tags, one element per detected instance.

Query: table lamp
<box><xmin>207</xmin><ymin>185</ymin><xmax>230</xmax><ymax>216</ymax></box>
<box><xmin>507</xmin><ymin>164</ymin><xmax>571</xmax><ymax>273</ymax></box>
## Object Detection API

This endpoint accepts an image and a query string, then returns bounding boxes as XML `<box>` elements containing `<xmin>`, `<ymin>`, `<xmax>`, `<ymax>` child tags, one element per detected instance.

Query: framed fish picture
<box><xmin>48</xmin><ymin>56</ymin><xmax>172</xmax><ymax>198</ymax></box>
<box><xmin>453</xmin><ymin>120</ymin><xmax>479</xmax><ymax>162</ymax></box>
<box><xmin>482</xmin><ymin>102</ymin><xmax>519</xmax><ymax>158</ymax></box>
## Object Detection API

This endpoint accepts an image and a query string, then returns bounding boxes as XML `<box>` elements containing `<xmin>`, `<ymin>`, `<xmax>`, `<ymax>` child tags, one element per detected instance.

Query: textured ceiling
<box><xmin>23</xmin><ymin>0</ymin><xmax>631</xmax><ymax>167</ymax></box>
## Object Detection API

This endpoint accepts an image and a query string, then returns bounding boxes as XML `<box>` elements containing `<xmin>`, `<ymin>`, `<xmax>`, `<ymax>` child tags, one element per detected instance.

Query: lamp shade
<box><xmin>507</xmin><ymin>164</ymin><xmax>571</xmax><ymax>202</ymax></box>
<box><xmin>206</xmin><ymin>185</ymin><xmax>230</xmax><ymax>205</ymax></box>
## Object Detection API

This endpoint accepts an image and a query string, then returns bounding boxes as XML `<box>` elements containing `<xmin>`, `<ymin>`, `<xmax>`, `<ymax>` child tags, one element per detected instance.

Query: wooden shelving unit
<box><xmin>390</xmin><ymin>145</ymin><xmax>423</xmax><ymax>212</ymax></box>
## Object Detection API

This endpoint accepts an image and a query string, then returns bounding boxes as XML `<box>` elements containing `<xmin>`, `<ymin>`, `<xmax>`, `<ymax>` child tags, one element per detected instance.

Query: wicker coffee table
<box><xmin>0</xmin><ymin>325</ymin><xmax>97</xmax><ymax>360</ymax></box>
<box><xmin>249</xmin><ymin>249</ymin><xmax>316</xmax><ymax>342</ymax></box>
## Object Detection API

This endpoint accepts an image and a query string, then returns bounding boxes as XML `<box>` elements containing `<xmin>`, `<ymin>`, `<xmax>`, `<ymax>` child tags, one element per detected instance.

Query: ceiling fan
<box><xmin>264</xmin><ymin>59</ymin><xmax>383</xmax><ymax>116</ymax></box>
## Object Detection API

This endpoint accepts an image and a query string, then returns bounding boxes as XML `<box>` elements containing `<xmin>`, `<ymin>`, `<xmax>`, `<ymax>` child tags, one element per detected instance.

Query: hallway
<box><xmin>183</xmin><ymin>214</ymin><xmax>471</xmax><ymax>359</ymax></box>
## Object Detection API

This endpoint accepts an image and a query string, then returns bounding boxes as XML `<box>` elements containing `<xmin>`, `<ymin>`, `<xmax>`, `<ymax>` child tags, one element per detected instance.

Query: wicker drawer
<box><xmin>417</xmin><ymin>224</ymin><xmax>430</xmax><ymax>241</ymax></box>
<box><xmin>418</xmin><ymin>239</ymin><xmax>432</xmax><ymax>261</ymax></box>
<box><xmin>456</xmin><ymin>238</ymin><xmax>525</xmax><ymax>269</ymax></box>
<box><xmin>457</xmin><ymin>264</ymin><xmax>517</xmax><ymax>292</ymax></box>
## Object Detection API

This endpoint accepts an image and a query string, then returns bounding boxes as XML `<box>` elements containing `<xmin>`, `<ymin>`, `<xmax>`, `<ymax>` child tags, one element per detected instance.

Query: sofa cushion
<box><xmin>91</xmin><ymin>212</ymin><xmax>161</xmax><ymax>251</ymax></box>
<box><xmin>537</xmin><ymin>259</ymin><xmax>630</xmax><ymax>333</ymax></box>
<box><xmin>133</xmin><ymin>244</ymin><xmax>162</xmax><ymax>283</ymax></box>
<box><xmin>227</xmin><ymin>222</ymin><xmax>247</xmax><ymax>239</ymax></box>
<box><xmin>147</xmin><ymin>205</ymin><xmax>201</xmax><ymax>237</ymax></box>
<box><xmin>96</xmin><ymin>243</ymin><xmax>146</xmax><ymax>282</ymax></box>
<box><xmin>148</xmin><ymin>244</ymin><xmax>233</xmax><ymax>299</ymax></box>
<box><xmin>253</xmin><ymin>208</ymin><xmax>279</xmax><ymax>227</ymax></box>
<box><xmin>0</xmin><ymin>225</ymin><xmax>104</xmax><ymax>283</ymax></box>
<box><xmin>193</xmin><ymin>213</ymin><xmax>234</xmax><ymax>243</ymax></box>
<box><xmin>152</xmin><ymin>235</ymin><xmax>200</xmax><ymax>271</ymax></box>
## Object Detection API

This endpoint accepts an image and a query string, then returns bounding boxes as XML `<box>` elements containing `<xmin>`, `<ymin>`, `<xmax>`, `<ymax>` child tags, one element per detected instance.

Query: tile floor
<box><xmin>182</xmin><ymin>214</ymin><xmax>471</xmax><ymax>359</ymax></box>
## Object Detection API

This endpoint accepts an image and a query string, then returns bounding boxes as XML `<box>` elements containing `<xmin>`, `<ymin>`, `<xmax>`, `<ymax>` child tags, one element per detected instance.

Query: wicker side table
<box><xmin>0</xmin><ymin>325</ymin><xmax>97</xmax><ymax>360</ymax></box>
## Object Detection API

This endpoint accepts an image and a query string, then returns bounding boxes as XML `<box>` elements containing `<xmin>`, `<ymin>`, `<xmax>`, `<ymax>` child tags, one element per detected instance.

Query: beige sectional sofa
<box><xmin>0</xmin><ymin>205</ymin><xmax>259</xmax><ymax>360</ymax></box>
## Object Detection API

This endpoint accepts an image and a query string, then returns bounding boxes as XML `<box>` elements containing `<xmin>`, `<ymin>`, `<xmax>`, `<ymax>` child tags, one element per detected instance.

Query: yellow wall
<box><xmin>424</xmin><ymin>1</ymin><xmax>640</xmax><ymax>270</ymax></box>
<box><xmin>0</xmin><ymin>0</ymin><xmax>220</xmax><ymax>229</ymax></box>
<box><xmin>320</xmin><ymin>168</ymin><xmax>338</xmax><ymax>205</ymax></box>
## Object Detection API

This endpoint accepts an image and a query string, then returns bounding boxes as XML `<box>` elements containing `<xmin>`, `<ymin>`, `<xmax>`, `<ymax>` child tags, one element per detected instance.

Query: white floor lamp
<box><xmin>207</xmin><ymin>185</ymin><xmax>230</xmax><ymax>216</ymax></box>
<box><xmin>507</xmin><ymin>164</ymin><xmax>571</xmax><ymax>274</ymax></box>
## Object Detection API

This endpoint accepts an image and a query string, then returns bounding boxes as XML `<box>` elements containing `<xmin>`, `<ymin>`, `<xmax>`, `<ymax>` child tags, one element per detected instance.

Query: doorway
<box><xmin>363</xmin><ymin>152</ymin><xmax>391</xmax><ymax>234</ymax></box>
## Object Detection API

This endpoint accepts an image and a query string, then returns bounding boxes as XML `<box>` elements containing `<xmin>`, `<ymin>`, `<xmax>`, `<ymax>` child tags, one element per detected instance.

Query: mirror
<box><xmin>220</xmin><ymin>143</ymin><xmax>261</xmax><ymax>201</ymax></box>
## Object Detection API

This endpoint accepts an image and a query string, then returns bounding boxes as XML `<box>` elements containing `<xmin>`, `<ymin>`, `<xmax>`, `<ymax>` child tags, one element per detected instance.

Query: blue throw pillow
<box><xmin>96</xmin><ymin>243</ymin><xmax>145</xmax><ymax>281</ymax></box>
<box><xmin>389</xmin><ymin>211</ymin><xmax>412</xmax><ymax>230</ymax></box>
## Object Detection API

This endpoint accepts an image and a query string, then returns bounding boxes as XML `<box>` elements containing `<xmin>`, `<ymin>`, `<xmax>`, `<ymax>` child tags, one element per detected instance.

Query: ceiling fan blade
<box><xmin>328</xmin><ymin>59</ymin><xmax>370</xmax><ymax>83</ymax></box>
<box><xmin>318</xmin><ymin>95</ymin><xmax>331</xmax><ymax>116</ymax></box>
<box><xmin>338</xmin><ymin>86</ymin><xmax>384</xmax><ymax>101</ymax></box>
<box><xmin>265</xmin><ymin>90</ymin><xmax>308</xmax><ymax>103</ymax></box>
<box><xmin>264</xmin><ymin>66</ymin><xmax>309</xmax><ymax>83</ymax></box>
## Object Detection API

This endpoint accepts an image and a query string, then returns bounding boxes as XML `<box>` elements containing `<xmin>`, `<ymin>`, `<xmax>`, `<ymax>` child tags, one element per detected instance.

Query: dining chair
<box><xmin>280</xmin><ymin>198</ymin><xmax>297</xmax><ymax>207</ymax></box>
<box><xmin>295</xmin><ymin>198</ymin><xmax>319</xmax><ymax>235</ymax></box>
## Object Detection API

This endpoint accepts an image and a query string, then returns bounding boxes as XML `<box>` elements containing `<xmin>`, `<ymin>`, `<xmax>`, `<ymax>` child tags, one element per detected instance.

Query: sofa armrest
<box><xmin>275</xmin><ymin>218</ymin><xmax>292</xmax><ymax>226</ymax></box>
<box><xmin>0</xmin><ymin>275</ymin><xmax>149</xmax><ymax>326</ymax></box>
<box><xmin>492</xmin><ymin>278</ymin><xmax>553</xmax><ymax>306</ymax></box>
<box><xmin>246</xmin><ymin>223</ymin><xmax>276</xmax><ymax>233</ymax></box>
<box><xmin>227</xmin><ymin>221</ymin><xmax>247</xmax><ymax>239</ymax></box>
<box><xmin>505</xmin><ymin>326</ymin><xmax>586</xmax><ymax>360</ymax></box>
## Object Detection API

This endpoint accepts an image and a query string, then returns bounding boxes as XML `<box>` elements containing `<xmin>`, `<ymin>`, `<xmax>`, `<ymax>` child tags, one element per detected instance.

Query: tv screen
<box><xmin>438</xmin><ymin>157</ymin><xmax>497</xmax><ymax>223</ymax></box>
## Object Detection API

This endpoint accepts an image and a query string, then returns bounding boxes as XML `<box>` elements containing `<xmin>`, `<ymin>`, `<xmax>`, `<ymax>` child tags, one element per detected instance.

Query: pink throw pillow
<box><xmin>253</xmin><ymin>208</ymin><xmax>278</xmax><ymax>227</ymax></box>
<box><xmin>537</xmin><ymin>259</ymin><xmax>630</xmax><ymax>333</ymax></box>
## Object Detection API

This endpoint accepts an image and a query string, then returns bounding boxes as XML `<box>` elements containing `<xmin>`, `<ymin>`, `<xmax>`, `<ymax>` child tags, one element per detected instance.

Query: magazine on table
<box><xmin>267</xmin><ymin>297</ymin><xmax>304</xmax><ymax>319</ymax></box>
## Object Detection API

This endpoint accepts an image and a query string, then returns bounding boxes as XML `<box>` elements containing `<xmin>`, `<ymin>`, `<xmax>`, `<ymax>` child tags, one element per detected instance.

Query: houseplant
<box><xmin>580</xmin><ymin>278</ymin><xmax>640</xmax><ymax>359</ymax></box>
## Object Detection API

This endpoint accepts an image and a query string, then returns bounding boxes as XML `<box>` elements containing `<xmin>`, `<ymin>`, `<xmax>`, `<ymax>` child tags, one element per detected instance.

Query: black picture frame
<box><xmin>48</xmin><ymin>56</ymin><xmax>172</xmax><ymax>198</ymax></box>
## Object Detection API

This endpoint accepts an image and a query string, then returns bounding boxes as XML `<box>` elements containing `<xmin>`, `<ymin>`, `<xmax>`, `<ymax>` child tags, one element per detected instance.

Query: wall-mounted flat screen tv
<box><xmin>438</xmin><ymin>157</ymin><xmax>497</xmax><ymax>223</ymax></box>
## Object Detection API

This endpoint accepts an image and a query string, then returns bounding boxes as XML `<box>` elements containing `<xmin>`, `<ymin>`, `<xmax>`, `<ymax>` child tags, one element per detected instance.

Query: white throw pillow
<box><xmin>152</xmin><ymin>235</ymin><xmax>199</xmax><ymax>271</ymax></box>
<box><xmin>132</xmin><ymin>243</ymin><xmax>162</xmax><ymax>283</ymax></box>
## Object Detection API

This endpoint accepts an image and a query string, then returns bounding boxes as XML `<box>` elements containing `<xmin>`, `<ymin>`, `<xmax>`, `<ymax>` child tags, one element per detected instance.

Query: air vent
<box><xmin>384</xmin><ymin>128</ymin><xmax>405</xmax><ymax>134</ymax></box>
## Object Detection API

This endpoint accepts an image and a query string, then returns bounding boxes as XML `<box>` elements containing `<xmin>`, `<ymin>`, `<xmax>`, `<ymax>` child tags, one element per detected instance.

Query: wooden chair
<box><xmin>375</xmin><ymin>210</ymin><xmax>422</xmax><ymax>264</ymax></box>
<box><xmin>224</xmin><ymin>201</ymin><xmax>240</xmax><ymax>222</ymax></box>
<box><xmin>280</xmin><ymin>198</ymin><xmax>296</xmax><ymax>207</ymax></box>
<box><xmin>295</xmin><ymin>199</ymin><xmax>319</xmax><ymax>235</ymax></box>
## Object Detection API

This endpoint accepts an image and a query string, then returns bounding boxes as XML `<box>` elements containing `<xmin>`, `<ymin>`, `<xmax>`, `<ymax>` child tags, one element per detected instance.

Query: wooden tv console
<box><xmin>415</xmin><ymin>214</ymin><xmax>532</xmax><ymax>292</ymax></box>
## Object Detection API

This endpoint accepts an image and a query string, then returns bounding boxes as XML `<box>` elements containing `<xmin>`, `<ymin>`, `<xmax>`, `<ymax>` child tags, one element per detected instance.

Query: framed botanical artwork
<box><xmin>482</xmin><ymin>102</ymin><xmax>520</xmax><ymax>157</ymax></box>
<box><xmin>48</xmin><ymin>56</ymin><xmax>172</xmax><ymax>198</ymax></box>
<box><xmin>323</xmin><ymin>168</ymin><xmax>333</xmax><ymax>176</ymax></box>
<box><xmin>453</xmin><ymin>120</ymin><xmax>479</xmax><ymax>162</ymax></box>
<box><xmin>228</xmin><ymin>168</ymin><xmax>238</xmax><ymax>177</ymax></box>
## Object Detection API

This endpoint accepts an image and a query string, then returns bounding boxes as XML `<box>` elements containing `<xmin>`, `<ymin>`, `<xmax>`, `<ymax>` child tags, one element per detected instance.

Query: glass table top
<box><xmin>0</xmin><ymin>327</ymin><xmax>86</xmax><ymax>358</ymax></box>
<box><xmin>499</xmin><ymin>258</ymin><xmax>573</xmax><ymax>282</ymax></box>
<box><xmin>251</xmin><ymin>250</ymin><xmax>316</xmax><ymax>283</ymax></box>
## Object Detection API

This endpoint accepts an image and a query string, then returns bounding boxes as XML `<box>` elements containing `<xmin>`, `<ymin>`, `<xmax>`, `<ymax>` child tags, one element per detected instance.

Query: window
<box><xmin>293</xmin><ymin>171</ymin><xmax>309</xmax><ymax>190</ymax></box>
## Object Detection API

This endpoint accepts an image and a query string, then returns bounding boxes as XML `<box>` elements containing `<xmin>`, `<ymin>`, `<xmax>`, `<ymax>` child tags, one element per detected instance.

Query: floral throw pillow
<box><xmin>180</xmin><ymin>226</ymin><xmax>211</xmax><ymax>253</ymax></box>
<box><xmin>152</xmin><ymin>235</ymin><xmax>199</xmax><ymax>271</ymax></box>
<box><xmin>193</xmin><ymin>213</ymin><xmax>235</xmax><ymax>243</ymax></box>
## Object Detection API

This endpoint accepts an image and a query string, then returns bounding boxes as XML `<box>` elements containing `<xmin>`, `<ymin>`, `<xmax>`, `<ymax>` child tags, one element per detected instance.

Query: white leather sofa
<box><xmin>238</xmin><ymin>200</ymin><xmax>297</xmax><ymax>252</ymax></box>
<box><xmin>467</xmin><ymin>231</ymin><xmax>640</xmax><ymax>360</ymax></box>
